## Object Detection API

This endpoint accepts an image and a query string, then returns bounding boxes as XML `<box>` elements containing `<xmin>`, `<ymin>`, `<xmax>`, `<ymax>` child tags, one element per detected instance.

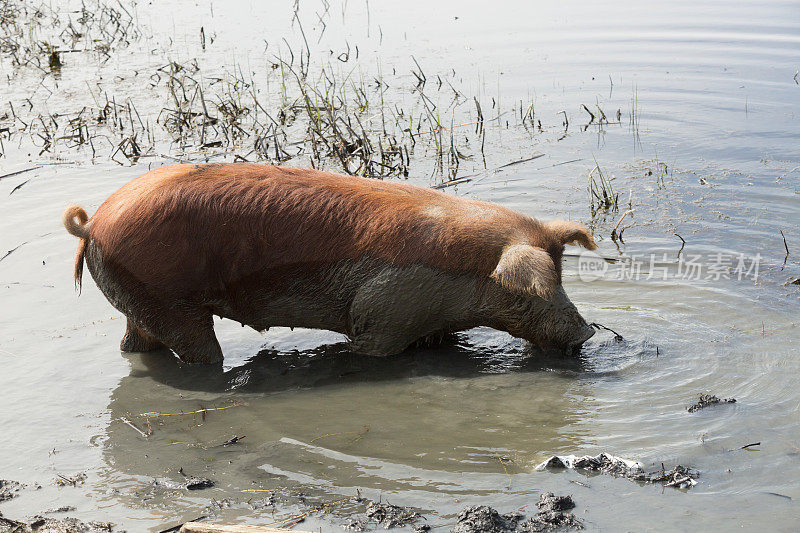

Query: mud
<box><xmin>451</xmin><ymin>496</ymin><xmax>582</xmax><ymax>533</ymax></box>
<box><xmin>687</xmin><ymin>395</ymin><xmax>736</xmax><ymax>413</ymax></box>
<box><xmin>364</xmin><ymin>502</ymin><xmax>423</xmax><ymax>529</ymax></box>
<box><xmin>153</xmin><ymin>475</ymin><xmax>214</xmax><ymax>491</ymax></box>
<box><xmin>537</xmin><ymin>454</ymin><xmax>698</xmax><ymax>489</ymax></box>
<box><xmin>342</xmin><ymin>501</ymin><xmax>426</xmax><ymax>530</ymax></box>
<box><xmin>0</xmin><ymin>481</ymin><xmax>115</xmax><ymax>533</ymax></box>
<box><xmin>0</xmin><ymin>513</ymin><xmax>116</xmax><ymax>533</ymax></box>
<box><xmin>451</xmin><ymin>506</ymin><xmax>522</xmax><ymax>533</ymax></box>
<box><xmin>0</xmin><ymin>481</ymin><xmax>22</xmax><ymax>503</ymax></box>
<box><xmin>54</xmin><ymin>474</ymin><xmax>86</xmax><ymax>488</ymax></box>
<box><xmin>42</xmin><ymin>508</ymin><xmax>77</xmax><ymax>514</ymax></box>
<box><xmin>525</xmin><ymin>493</ymin><xmax>583</xmax><ymax>532</ymax></box>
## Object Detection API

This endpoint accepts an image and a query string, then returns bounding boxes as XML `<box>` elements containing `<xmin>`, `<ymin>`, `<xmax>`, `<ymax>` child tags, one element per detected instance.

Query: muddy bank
<box><xmin>1</xmin><ymin>473</ymin><xmax>587</xmax><ymax>533</ymax></box>
<box><xmin>1</xmin><ymin>485</ymin><xmax>421</xmax><ymax>533</ymax></box>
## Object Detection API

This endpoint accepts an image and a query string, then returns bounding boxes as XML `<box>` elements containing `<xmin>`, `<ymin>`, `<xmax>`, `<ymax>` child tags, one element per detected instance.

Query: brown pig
<box><xmin>62</xmin><ymin>163</ymin><xmax>597</xmax><ymax>364</ymax></box>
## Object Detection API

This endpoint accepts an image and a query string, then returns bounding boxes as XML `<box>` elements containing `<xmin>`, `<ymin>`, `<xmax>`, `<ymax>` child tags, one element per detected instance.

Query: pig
<box><xmin>62</xmin><ymin>163</ymin><xmax>597</xmax><ymax>364</ymax></box>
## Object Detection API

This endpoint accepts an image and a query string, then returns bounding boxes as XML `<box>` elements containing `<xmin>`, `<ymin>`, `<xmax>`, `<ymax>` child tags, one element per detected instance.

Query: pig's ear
<box><xmin>546</xmin><ymin>220</ymin><xmax>598</xmax><ymax>250</ymax></box>
<box><xmin>490</xmin><ymin>244</ymin><xmax>557</xmax><ymax>300</ymax></box>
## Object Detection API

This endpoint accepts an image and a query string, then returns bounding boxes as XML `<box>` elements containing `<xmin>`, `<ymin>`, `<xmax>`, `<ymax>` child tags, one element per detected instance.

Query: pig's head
<box><xmin>487</xmin><ymin>220</ymin><xmax>598</xmax><ymax>355</ymax></box>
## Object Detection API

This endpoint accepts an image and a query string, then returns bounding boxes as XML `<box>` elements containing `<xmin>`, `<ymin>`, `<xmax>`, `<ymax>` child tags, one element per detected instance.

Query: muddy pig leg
<box><xmin>85</xmin><ymin>243</ymin><xmax>223</xmax><ymax>364</ymax></box>
<box><xmin>120</xmin><ymin>318</ymin><xmax>166</xmax><ymax>352</ymax></box>
<box><xmin>132</xmin><ymin>305</ymin><xmax>224</xmax><ymax>364</ymax></box>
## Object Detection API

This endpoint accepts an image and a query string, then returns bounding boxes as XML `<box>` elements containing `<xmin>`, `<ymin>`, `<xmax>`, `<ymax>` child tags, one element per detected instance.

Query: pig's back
<box><xmin>88</xmin><ymin>164</ymin><xmax>531</xmax><ymax>293</ymax></box>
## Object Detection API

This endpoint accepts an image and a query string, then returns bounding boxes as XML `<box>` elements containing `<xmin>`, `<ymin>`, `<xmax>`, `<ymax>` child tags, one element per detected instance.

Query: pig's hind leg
<box><xmin>121</xmin><ymin>318</ymin><xmax>166</xmax><ymax>352</ymax></box>
<box><xmin>128</xmin><ymin>305</ymin><xmax>224</xmax><ymax>364</ymax></box>
<box><xmin>86</xmin><ymin>242</ymin><xmax>223</xmax><ymax>364</ymax></box>
<box><xmin>121</xmin><ymin>311</ymin><xmax>226</xmax><ymax>365</ymax></box>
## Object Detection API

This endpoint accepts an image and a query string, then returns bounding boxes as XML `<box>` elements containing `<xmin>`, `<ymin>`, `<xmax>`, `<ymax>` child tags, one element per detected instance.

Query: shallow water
<box><xmin>1</xmin><ymin>0</ymin><xmax>799</xmax><ymax>531</ymax></box>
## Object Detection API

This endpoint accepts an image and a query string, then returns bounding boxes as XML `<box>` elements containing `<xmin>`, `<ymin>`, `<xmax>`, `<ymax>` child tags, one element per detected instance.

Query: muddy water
<box><xmin>1</xmin><ymin>0</ymin><xmax>799</xmax><ymax>531</ymax></box>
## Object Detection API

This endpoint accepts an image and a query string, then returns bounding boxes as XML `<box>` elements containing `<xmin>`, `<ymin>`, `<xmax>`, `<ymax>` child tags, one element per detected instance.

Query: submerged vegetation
<box><xmin>588</xmin><ymin>156</ymin><xmax>619</xmax><ymax>213</ymax></box>
<box><xmin>1</xmin><ymin>0</ymin><xmax>633</xmax><ymax>187</ymax></box>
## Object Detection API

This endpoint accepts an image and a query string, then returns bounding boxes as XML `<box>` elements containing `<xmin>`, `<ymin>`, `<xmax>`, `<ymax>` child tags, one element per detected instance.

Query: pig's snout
<box><xmin>568</xmin><ymin>324</ymin><xmax>595</xmax><ymax>354</ymax></box>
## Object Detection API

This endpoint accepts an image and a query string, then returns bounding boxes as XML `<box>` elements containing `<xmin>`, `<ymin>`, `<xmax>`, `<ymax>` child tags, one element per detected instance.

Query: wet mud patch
<box><xmin>54</xmin><ymin>474</ymin><xmax>86</xmax><ymax>488</ymax></box>
<box><xmin>527</xmin><ymin>493</ymin><xmax>583</xmax><ymax>531</ymax></box>
<box><xmin>0</xmin><ymin>480</ymin><xmax>23</xmax><ymax>502</ymax></box>
<box><xmin>153</xmin><ymin>477</ymin><xmax>215</xmax><ymax>491</ymax></box>
<box><xmin>158</xmin><ymin>487</ymin><xmax>429</xmax><ymax>532</ymax></box>
<box><xmin>536</xmin><ymin>453</ymin><xmax>698</xmax><ymax>489</ymax></box>
<box><xmin>342</xmin><ymin>501</ymin><xmax>425</xmax><ymax>531</ymax></box>
<box><xmin>0</xmin><ymin>514</ymin><xmax>115</xmax><ymax>533</ymax></box>
<box><xmin>452</xmin><ymin>506</ymin><xmax>521</xmax><ymax>533</ymax></box>
<box><xmin>452</xmin><ymin>495</ymin><xmax>583</xmax><ymax>533</ymax></box>
<box><xmin>364</xmin><ymin>502</ymin><xmax>423</xmax><ymax>529</ymax></box>
<box><xmin>687</xmin><ymin>394</ymin><xmax>736</xmax><ymax>413</ymax></box>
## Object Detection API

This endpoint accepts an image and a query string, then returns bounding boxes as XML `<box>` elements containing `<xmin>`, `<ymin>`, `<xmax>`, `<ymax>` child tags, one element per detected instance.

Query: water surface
<box><xmin>1</xmin><ymin>0</ymin><xmax>799</xmax><ymax>530</ymax></box>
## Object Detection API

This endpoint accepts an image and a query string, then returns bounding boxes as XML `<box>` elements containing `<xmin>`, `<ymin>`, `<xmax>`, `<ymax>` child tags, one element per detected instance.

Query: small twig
<box><xmin>665</xmin><ymin>476</ymin><xmax>692</xmax><ymax>488</ymax></box>
<box><xmin>57</xmin><ymin>474</ymin><xmax>76</xmax><ymax>486</ymax></box>
<box><xmin>611</xmin><ymin>209</ymin><xmax>634</xmax><ymax>241</ymax></box>
<box><xmin>0</xmin><ymin>165</ymin><xmax>42</xmax><ymax>181</ymax></box>
<box><xmin>310</xmin><ymin>425</ymin><xmax>369</xmax><ymax>444</ymax></box>
<box><xmin>674</xmin><ymin>233</ymin><xmax>686</xmax><ymax>257</ymax></box>
<box><xmin>121</xmin><ymin>417</ymin><xmax>149</xmax><ymax>438</ymax></box>
<box><xmin>138</xmin><ymin>402</ymin><xmax>242</xmax><ymax>418</ymax></box>
<box><xmin>563</xmin><ymin>252</ymin><xmax>619</xmax><ymax>263</ymax></box>
<box><xmin>617</xmin><ymin>223</ymin><xmax>634</xmax><ymax>243</ymax></box>
<box><xmin>497</xmin><ymin>153</ymin><xmax>545</xmax><ymax>169</ymax></box>
<box><xmin>764</xmin><ymin>492</ymin><xmax>792</xmax><ymax>500</ymax></box>
<box><xmin>497</xmin><ymin>456</ymin><xmax>512</xmax><ymax>490</ymax></box>
<box><xmin>740</xmin><ymin>442</ymin><xmax>761</xmax><ymax>450</ymax></box>
<box><xmin>431</xmin><ymin>176</ymin><xmax>472</xmax><ymax>190</ymax></box>
<box><xmin>581</xmin><ymin>104</ymin><xmax>596</xmax><ymax>123</ymax></box>
<box><xmin>9</xmin><ymin>180</ymin><xmax>29</xmax><ymax>195</ymax></box>
<box><xmin>0</xmin><ymin>241</ymin><xmax>29</xmax><ymax>263</ymax></box>
<box><xmin>157</xmin><ymin>515</ymin><xmax>208</xmax><ymax>533</ymax></box>
<box><xmin>220</xmin><ymin>435</ymin><xmax>246</xmax><ymax>447</ymax></box>
<box><xmin>436</xmin><ymin>154</ymin><xmax>546</xmax><ymax>189</ymax></box>
<box><xmin>590</xmin><ymin>322</ymin><xmax>623</xmax><ymax>342</ymax></box>
<box><xmin>780</xmin><ymin>230</ymin><xmax>789</xmax><ymax>256</ymax></box>
<box><xmin>541</xmin><ymin>158</ymin><xmax>583</xmax><ymax>169</ymax></box>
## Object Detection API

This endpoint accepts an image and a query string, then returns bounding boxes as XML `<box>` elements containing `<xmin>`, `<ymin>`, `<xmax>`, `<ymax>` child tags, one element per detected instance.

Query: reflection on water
<box><xmin>98</xmin><ymin>333</ymin><xmax>604</xmax><ymax>527</ymax></box>
<box><xmin>104</xmin><ymin>332</ymin><xmax>602</xmax><ymax>477</ymax></box>
<box><xmin>124</xmin><ymin>331</ymin><xmax>643</xmax><ymax>394</ymax></box>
